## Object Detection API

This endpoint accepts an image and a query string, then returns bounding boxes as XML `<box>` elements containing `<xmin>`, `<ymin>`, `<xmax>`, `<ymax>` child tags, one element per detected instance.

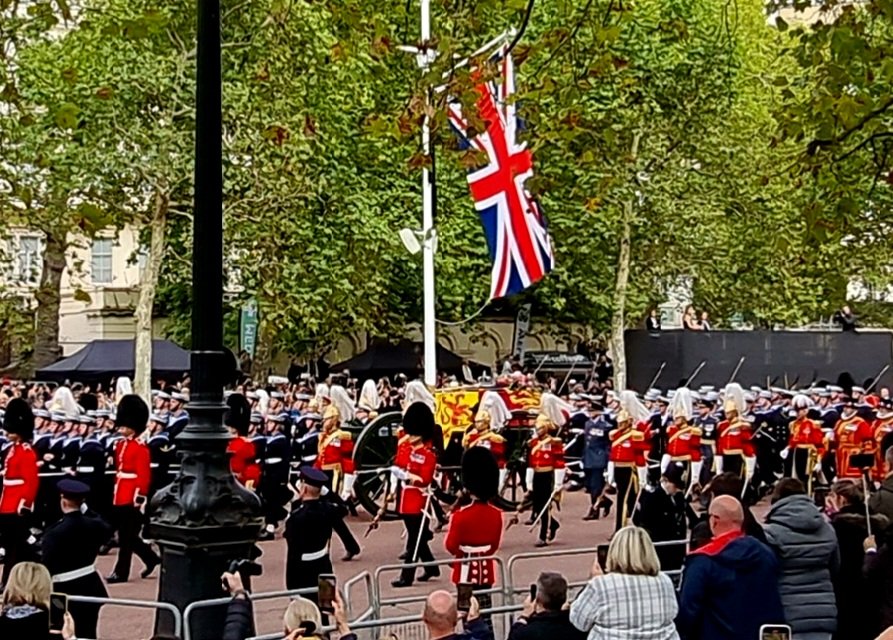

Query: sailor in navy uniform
<box><xmin>250</xmin><ymin>413</ymin><xmax>267</xmax><ymax>473</ymax></box>
<box><xmin>284</xmin><ymin>467</ymin><xmax>348</xmax><ymax>602</ymax></box>
<box><xmin>41</xmin><ymin>479</ymin><xmax>112</xmax><ymax>640</ymax></box>
<box><xmin>260</xmin><ymin>414</ymin><xmax>292</xmax><ymax>540</ymax></box>
<box><xmin>293</xmin><ymin>412</ymin><xmax>322</xmax><ymax>470</ymax></box>
<box><xmin>147</xmin><ymin>413</ymin><xmax>175</xmax><ymax>498</ymax></box>
<box><xmin>61</xmin><ymin>415</ymin><xmax>84</xmax><ymax>473</ymax></box>
<box><xmin>167</xmin><ymin>392</ymin><xmax>190</xmax><ymax>434</ymax></box>
<box><xmin>75</xmin><ymin>417</ymin><xmax>107</xmax><ymax>496</ymax></box>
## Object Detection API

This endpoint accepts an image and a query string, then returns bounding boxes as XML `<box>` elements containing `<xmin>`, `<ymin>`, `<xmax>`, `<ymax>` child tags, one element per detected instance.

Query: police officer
<box><xmin>284</xmin><ymin>467</ymin><xmax>348</xmax><ymax>603</ymax></box>
<box><xmin>41</xmin><ymin>479</ymin><xmax>112</xmax><ymax>640</ymax></box>
<box><xmin>581</xmin><ymin>399</ymin><xmax>612</xmax><ymax>521</ymax></box>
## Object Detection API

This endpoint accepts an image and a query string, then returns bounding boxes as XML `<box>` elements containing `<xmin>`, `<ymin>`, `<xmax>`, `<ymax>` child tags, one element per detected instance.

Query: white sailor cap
<box><xmin>644</xmin><ymin>389</ymin><xmax>661</xmax><ymax>401</ymax></box>
<box><xmin>154</xmin><ymin>391</ymin><xmax>171</xmax><ymax>401</ymax></box>
<box><xmin>246</xmin><ymin>392</ymin><xmax>259</xmax><ymax>401</ymax></box>
<box><xmin>295</xmin><ymin>393</ymin><xmax>311</xmax><ymax>401</ymax></box>
<box><xmin>827</xmin><ymin>385</ymin><xmax>843</xmax><ymax>394</ymax></box>
<box><xmin>171</xmin><ymin>392</ymin><xmax>188</xmax><ymax>402</ymax></box>
<box><xmin>853</xmin><ymin>386</ymin><xmax>866</xmax><ymax>395</ymax></box>
<box><xmin>758</xmin><ymin>390</ymin><xmax>772</xmax><ymax>400</ymax></box>
<box><xmin>697</xmin><ymin>385</ymin><xmax>716</xmax><ymax>394</ymax></box>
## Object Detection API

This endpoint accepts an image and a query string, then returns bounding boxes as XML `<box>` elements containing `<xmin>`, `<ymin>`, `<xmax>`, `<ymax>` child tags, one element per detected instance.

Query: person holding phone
<box><xmin>106</xmin><ymin>394</ymin><xmax>160</xmax><ymax>583</ymax></box>
<box><xmin>0</xmin><ymin>562</ymin><xmax>75</xmax><ymax>638</ymax></box>
<box><xmin>0</xmin><ymin>398</ymin><xmax>39</xmax><ymax>583</ymax></box>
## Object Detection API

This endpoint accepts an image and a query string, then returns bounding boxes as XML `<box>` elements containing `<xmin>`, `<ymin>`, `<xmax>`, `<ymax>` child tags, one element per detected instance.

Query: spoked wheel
<box><xmin>494</xmin><ymin>420</ymin><xmax>534</xmax><ymax>511</ymax></box>
<box><xmin>353</xmin><ymin>411</ymin><xmax>403</xmax><ymax>520</ymax></box>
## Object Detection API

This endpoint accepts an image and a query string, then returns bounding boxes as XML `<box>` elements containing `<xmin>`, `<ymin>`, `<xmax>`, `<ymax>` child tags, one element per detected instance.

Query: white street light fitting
<box><xmin>399</xmin><ymin>228</ymin><xmax>438</xmax><ymax>256</ymax></box>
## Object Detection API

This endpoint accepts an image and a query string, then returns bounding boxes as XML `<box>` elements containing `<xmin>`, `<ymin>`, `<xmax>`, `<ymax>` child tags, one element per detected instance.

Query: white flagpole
<box><xmin>420</xmin><ymin>0</ymin><xmax>437</xmax><ymax>387</ymax></box>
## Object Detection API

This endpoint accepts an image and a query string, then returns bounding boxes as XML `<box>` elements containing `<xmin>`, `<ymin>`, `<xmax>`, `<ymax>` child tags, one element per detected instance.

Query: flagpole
<box><xmin>420</xmin><ymin>0</ymin><xmax>437</xmax><ymax>387</ymax></box>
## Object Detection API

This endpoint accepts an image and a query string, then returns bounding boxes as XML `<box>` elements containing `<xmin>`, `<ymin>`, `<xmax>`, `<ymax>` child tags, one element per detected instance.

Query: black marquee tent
<box><xmin>331</xmin><ymin>339</ymin><xmax>485</xmax><ymax>379</ymax></box>
<box><xmin>36</xmin><ymin>339</ymin><xmax>190</xmax><ymax>382</ymax></box>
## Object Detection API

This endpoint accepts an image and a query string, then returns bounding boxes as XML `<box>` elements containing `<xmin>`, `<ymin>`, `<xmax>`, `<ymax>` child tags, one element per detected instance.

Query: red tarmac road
<box><xmin>92</xmin><ymin>491</ymin><xmax>768</xmax><ymax>639</ymax></box>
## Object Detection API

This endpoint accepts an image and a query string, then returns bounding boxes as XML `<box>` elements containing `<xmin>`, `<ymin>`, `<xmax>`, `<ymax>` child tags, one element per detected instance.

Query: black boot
<box><xmin>549</xmin><ymin>519</ymin><xmax>560</xmax><ymax>542</ymax></box>
<box><xmin>601</xmin><ymin>497</ymin><xmax>613</xmax><ymax>518</ymax></box>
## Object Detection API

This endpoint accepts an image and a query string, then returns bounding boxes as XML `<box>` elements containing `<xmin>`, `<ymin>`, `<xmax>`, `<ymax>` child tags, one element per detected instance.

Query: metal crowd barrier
<box><xmin>342</xmin><ymin>570</ymin><xmax>375</xmax><ymax>623</ymax></box>
<box><xmin>67</xmin><ymin>594</ymin><xmax>183</xmax><ymax>639</ymax></box>
<box><xmin>183</xmin><ymin>587</ymin><xmax>317</xmax><ymax>640</ymax></box>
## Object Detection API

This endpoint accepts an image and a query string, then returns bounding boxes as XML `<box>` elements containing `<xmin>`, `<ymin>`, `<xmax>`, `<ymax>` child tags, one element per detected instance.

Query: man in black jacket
<box><xmin>508</xmin><ymin>572</ymin><xmax>586</xmax><ymax>640</ymax></box>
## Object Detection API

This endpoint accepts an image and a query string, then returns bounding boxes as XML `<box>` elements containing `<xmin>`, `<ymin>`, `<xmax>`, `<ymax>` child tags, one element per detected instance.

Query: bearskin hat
<box><xmin>116</xmin><ymin>394</ymin><xmax>149</xmax><ymax>435</ymax></box>
<box><xmin>78</xmin><ymin>393</ymin><xmax>98</xmax><ymax>413</ymax></box>
<box><xmin>4</xmin><ymin>398</ymin><xmax>34</xmax><ymax>441</ymax></box>
<box><xmin>402</xmin><ymin>401</ymin><xmax>435</xmax><ymax>441</ymax></box>
<box><xmin>461</xmin><ymin>446</ymin><xmax>499</xmax><ymax>501</ymax></box>
<box><xmin>224</xmin><ymin>393</ymin><xmax>251</xmax><ymax>436</ymax></box>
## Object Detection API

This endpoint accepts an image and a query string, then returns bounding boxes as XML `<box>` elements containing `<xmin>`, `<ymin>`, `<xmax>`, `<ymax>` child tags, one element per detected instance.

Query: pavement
<box><xmin>91</xmin><ymin>491</ymin><xmax>620</xmax><ymax>639</ymax></box>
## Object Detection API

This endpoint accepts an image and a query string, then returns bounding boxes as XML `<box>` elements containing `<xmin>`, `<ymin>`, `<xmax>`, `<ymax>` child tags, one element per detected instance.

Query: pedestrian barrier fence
<box><xmin>183</xmin><ymin>587</ymin><xmax>317</xmax><ymax>640</ymax></box>
<box><xmin>342</xmin><ymin>570</ymin><xmax>375</xmax><ymax>623</ymax></box>
<box><xmin>68</xmin><ymin>594</ymin><xmax>183</xmax><ymax>639</ymax></box>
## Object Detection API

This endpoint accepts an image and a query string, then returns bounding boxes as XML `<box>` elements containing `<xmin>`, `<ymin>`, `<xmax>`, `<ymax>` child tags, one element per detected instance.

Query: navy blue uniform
<box><xmin>582</xmin><ymin>416</ymin><xmax>611</xmax><ymax>506</ymax></box>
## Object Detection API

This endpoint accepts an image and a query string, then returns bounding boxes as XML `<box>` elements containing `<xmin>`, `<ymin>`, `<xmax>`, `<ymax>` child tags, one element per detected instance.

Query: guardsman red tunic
<box><xmin>113</xmin><ymin>437</ymin><xmax>151</xmax><ymax>507</ymax></box>
<box><xmin>462</xmin><ymin>430</ymin><xmax>507</xmax><ymax>468</ymax></box>
<box><xmin>527</xmin><ymin>435</ymin><xmax>565</xmax><ymax>472</ymax></box>
<box><xmin>666</xmin><ymin>424</ymin><xmax>702</xmax><ymax>461</ymax></box>
<box><xmin>834</xmin><ymin>415</ymin><xmax>874</xmax><ymax>480</ymax></box>
<box><xmin>315</xmin><ymin>429</ymin><xmax>355</xmax><ymax>474</ymax></box>
<box><xmin>609</xmin><ymin>427</ymin><xmax>646</xmax><ymax>467</ymax></box>
<box><xmin>788</xmin><ymin>418</ymin><xmax>825</xmax><ymax>453</ymax></box>
<box><xmin>396</xmin><ymin>443</ymin><xmax>437</xmax><ymax>515</ymax></box>
<box><xmin>444</xmin><ymin>500</ymin><xmax>502</xmax><ymax>585</ymax></box>
<box><xmin>227</xmin><ymin>436</ymin><xmax>261</xmax><ymax>489</ymax></box>
<box><xmin>0</xmin><ymin>442</ymin><xmax>38</xmax><ymax>514</ymax></box>
<box><xmin>717</xmin><ymin>418</ymin><xmax>754</xmax><ymax>458</ymax></box>
<box><xmin>873</xmin><ymin>416</ymin><xmax>893</xmax><ymax>481</ymax></box>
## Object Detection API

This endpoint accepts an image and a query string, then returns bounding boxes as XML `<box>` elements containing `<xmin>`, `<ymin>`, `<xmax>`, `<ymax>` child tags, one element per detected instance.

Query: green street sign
<box><xmin>240</xmin><ymin>298</ymin><xmax>258</xmax><ymax>357</ymax></box>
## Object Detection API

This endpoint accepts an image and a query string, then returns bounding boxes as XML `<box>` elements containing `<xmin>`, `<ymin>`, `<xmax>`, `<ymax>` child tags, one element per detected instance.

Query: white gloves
<box><xmin>606</xmin><ymin>461</ymin><xmax>616</xmax><ymax>487</ymax></box>
<box><xmin>525</xmin><ymin>467</ymin><xmax>535</xmax><ymax>488</ymax></box>
<box><xmin>554</xmin><ymin>468</ymin><xmax>566</xmax><ymax>487</ymax></box>
<box><xmin>715</xmin><ymin>457</ymin><xmax>724</xmax><ymax>474</ymax></box>
<box><xmin>813</xmin><ymin>461</ymin><xmax>823</xmax><ymax>474</ymax></box>
<box><xmin>340</xmin><ymin>473</ymin><xmax>356</xmax><ymax>500</ymax></box>
<box><xmin>498</xmin><ymin>468</ymin><xmax>508</xmax><ymax>490</ymax></box>
<box><xmin>660</xmin><ymin>454</ymin><xmax>671</xmax><ymax>474</ymax></box>
<box><xmin>637</xmin><ymin>465</ymin><xmax>648</xmax><ymax>488</ymax></box>
<box><xmin>744</xmin><ymin>456</ymin><xmax>756</xmax><ymax>482</ymax></box>
<box><xmin>780</xmin><ymin>448</ymin><xmax>790</xmax><ymax>460</ymax></box>
<box><xmin>390</xmin><ymin>465</ymin><xmax>408</xmax><ymax>483</ymax></box>
<box><xmin>690</xmin><ymin>460</ymin><xmax>703</xmax><ymax>486</ymax></box>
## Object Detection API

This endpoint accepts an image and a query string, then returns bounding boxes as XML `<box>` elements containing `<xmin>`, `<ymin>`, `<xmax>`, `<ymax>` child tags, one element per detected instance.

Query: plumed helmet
<box><xmin>475</xmin><ymin>409</ymin><xmax>492</xmax><ymax>428</ymax></box>
<box><xmin>403</xmin><ymin>401</ymin><xmax>435</xmax><ymax>441</ymax></box>
<box><xmin>323</xmin><ymin>404</ymin><xmax>341</xmax><ymax>422</ymax></box>
<box><xmin>461</xmin><ymin>446</ymin><xmax>499</xmax><ymax>501</ymax></box>
<box><xmin>116</xmin><ymin>394</ymin><xmax>149</xmax><ymax>435</ymax></box>
<box><xmin>4</xmin><ymin>398</ymin><xmax>34</xmax><ymax>440</ymax></box>
<box><xmin>791</xmin><ymin>394</ymin><xmax>813</xmax><ymax>411</ymax></box>
<box><xmin>616</xmin><ymin>409</ymin><xmax>632</xmax><ymax>425</ymax></box>
<box><xmin>224</xmin><ymin>393</ymin><xmax>251</xmax><ymax>436</ymax></box>
<box><xmin>534</xmin><ymin>413</ymin><xmax>554</xmax><ymax>432</ymax></box>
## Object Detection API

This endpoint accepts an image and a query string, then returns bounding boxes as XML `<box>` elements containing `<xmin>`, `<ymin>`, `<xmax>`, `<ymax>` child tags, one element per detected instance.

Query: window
<box><xmin>91</xmin><ymin>238</ymin><xmax>113</xmax><ymax>284</ymax></box>
<box><xmin>7</xmin><ymin>235</ymin><xmax>42</xmax><ymax>286</ymax></box>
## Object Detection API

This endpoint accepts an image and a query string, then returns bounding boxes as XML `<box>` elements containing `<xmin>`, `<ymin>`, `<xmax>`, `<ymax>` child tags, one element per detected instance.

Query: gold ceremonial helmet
<box><xmin>723</xmin><ymin>399</ymin><xmax>738</xmax><ymax>415</ymax></box>
<box><xmin>307</xmin><ymin>398</ymin><xmax>320</xmax><ymax>413</ymax></box>
<box><xmin>534</xmin><ymin>413</ymin><xmax>554</xmax><ymax>432</ymax></box>
<box><xmin>673</xmin><ymin>405</ymin><xmax>688</xmax><ymax>421</ymax></box>
<box><xmin>617</xmin><ymin>409</ymin><xmax>632</xmax><ymax>426</ymax></box>
<box><xmin>475</xmin><ymin>409</ymin><xmax>491</xmax><ymax>430</ymax></box>
<box><xmin>323</xmin><ymin>404</ymin><xmax>340</xmax><ymax>421</ymax></box>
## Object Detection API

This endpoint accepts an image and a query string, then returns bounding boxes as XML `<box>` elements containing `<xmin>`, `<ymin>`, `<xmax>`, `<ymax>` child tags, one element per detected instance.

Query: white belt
<box><xmin>150</xmin><ymin>463</ymin><xmax>160</xmax><ymax>468</ymax></box>
<box><xmin>459</xmin><ymin>545</ymin><xmax>490</xmax><ymax>555</ymax></box>
<box><xmin>53</xmin><ymin>565</ymin><xmax>96</xmax><ymax>583</ymax></box>
<box><xmin>117</xmin><ymin>472</ymin><xmax>138</xmax><ymax>480</ymax></box>
<box><xmin>301</xmin><ymin>455</ymin><xmax>317</xmax><ymax>462</ymax></box>
<box><xmin>301</xmin><ymin>546</ymin><xmax>328</xmax><ymax>561</ymax></box>
<box><xmin>265</xmin><ymin>458</ymin><xmax>283</xmax><ymax>464</ymax></box>
<box><xmin>3</xmin><ymin>479</ymin><xmax>24</xmax><ymax>487</ymax></box>
<box><xmin>76</xmin><ymin>466</ymin><xmax>95</xmax><ymax>473</ymax></box>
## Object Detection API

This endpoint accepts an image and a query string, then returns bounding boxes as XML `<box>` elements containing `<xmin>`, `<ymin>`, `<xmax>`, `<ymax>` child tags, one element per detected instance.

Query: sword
<box><xmin>364</xmin><ymin>472</ymin><xmax>392</xmax><ymax>538</ymax></box>
<box><xmin>411</xmin><ymin>489</ymin><xmax>434</xmax><ymax>564</ymax></box>
<box><xmin>727</xmin><ymin>357</ymin><xmax>746</xmax><ymax>385</ymax></box>
<box><xmin>558</xmin><ymin>361</ymin><xmax>580</xmax><ymax>395</ymax></box>
<box><xmin>647</xmin><ymin>362</ymin><xmax>667</xmax><ymax>391</ymax></box>
<box><xmin>528</xmin><ymin>483</ymin><xmax>566</xmax><ymax>532</ymax></box>
<box><xmin>865</xmin><ymin>364</ymin><xmax>891</xmax><ymax>394</ymax></box>
<box><xmin>684</xmin><ymin>361</ymin><xmax>707</xmax><ymax>388</ymax></box>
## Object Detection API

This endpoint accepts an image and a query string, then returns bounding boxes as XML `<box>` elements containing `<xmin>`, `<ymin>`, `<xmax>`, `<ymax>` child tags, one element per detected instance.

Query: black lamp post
<box><xmin>146</xmin><ymin>0</ymin><xmax>263</xmax><ymax>636</ymax></box>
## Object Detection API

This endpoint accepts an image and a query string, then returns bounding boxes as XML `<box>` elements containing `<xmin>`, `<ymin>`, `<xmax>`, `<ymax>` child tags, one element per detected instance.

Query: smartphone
<box><xmin>596</xmin><ymin>544</ymin><xmax>609</xmax><ymax>572</ymax></box>
<box><xmin>529</xmin><ymin>583</ymin><xmax>537</xmax><ymax>600</ymax></box>
<box><xmin>457</xmin><ymin>582</ymin><xmax>474</xmax><ymax>612</ymax></box>
<box><xmin>49</xmin><ymin>593</ymin><xmax>67</xmax><ymax>632</ymax></box>
<box><xmin>759</xmin><ymin>624</ymin><xmax>792</xmax><ymax>640</ymax></box>
<box><xmin>318</xmin><ymin>574</ymin><xmax>336</xmax><ymax>613</ymax></box>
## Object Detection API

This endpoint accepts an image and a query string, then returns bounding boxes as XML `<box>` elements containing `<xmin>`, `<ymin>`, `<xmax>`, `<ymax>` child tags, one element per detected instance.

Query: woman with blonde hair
<box><xmin>570</xmin><ymin>527</ymin><xmax>679</xmax><ymax>639</ymax></box>
<box><xmin>0</xmin><ymin>562</ymin><xmax>74</xmax><ymax>638</ymax></box>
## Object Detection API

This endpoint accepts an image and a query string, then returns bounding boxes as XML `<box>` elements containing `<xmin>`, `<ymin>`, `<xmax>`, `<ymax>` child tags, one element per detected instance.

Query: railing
<box><xmin>67</xmin><ymin>594</ymin><xmax>183</xmax><ymax>639</ymax></box>
<box><xmin>183</xmin><ymin>587</ymin><xmax>317</xmax><ymax>640</ymax></box>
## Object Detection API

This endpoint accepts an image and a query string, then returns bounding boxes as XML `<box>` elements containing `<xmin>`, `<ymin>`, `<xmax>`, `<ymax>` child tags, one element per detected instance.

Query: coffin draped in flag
<box><xmin>447</xmin><ymin>45</ymin><xmax>554</xmax><ymax>301</ymax></box>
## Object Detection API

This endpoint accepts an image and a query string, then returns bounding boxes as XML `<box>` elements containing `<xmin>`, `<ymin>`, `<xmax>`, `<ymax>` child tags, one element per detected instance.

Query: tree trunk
<box><xmin>133</xmin><ymin>190</ymin><xmax>168</xmax><ymax>402</ymax></box>
<box><xmin>610</xmin><ymin>132</ymin><xmax>642</xmax><ymax>391</ymax></box>
<box><xmin>31</xmin><ymin>230</ymin><xmax>67</xmax><ymax>373</ymax></box>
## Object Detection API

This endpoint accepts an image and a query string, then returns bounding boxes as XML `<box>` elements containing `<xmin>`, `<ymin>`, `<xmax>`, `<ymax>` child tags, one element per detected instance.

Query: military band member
<box><xmin>522</xmin><ymin>414</ymin><xmax>566</xmax><ymax>547</ymax></box>
<box><xmin>0</xmin><ymin>398</ymin><xmax>39</xmax><ymax>582</ymax></box>
<box><xmin>781</xmin><ymin>394</ymin><xmax>825</xmax><ymax>495</ymax></box>
<box><xmin>284</xmin><ymin>467</ymin><xmax>347</xmax><ymax>602</ymax></box>
<box><xmin>606</xmin><ymin>409</ymin><xmax>647</xmax><ymax>533</ymax></box>
<box><xmin>41</xmin><ymin>479</ymin><xmax>112</xmax><ymax>639</ymax></box>
<box><xmin>107</xmin><ymin>394</ymin><xmax>160</xmax><ymax>583</ymax></box>
<box><xmin>315</xmin><ymin>405</ymin><xmax>361</xmax><ymax>561</ymax></box>
<box><xmin>391</xmin><ymin>402</ymin><xmax>439</xmax><ymax>587</ymax></box>
<box><xmin>830</xmin><ymin>396</ymin><xmax>875</xmax><ymax>480</ymax></box>
<box><xmin>225</xmin><ymin>394</ymin><xmax>261</xmax><ymax>491</ymax></box>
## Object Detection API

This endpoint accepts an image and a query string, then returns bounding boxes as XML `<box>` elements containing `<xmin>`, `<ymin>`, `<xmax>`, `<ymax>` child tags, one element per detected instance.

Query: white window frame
<box><xmin>6</xmin><ymin>234</ymin><xmax>43</xmax><ymax>286</ymax></box>
<box><xmin>91</xmin><ymin>237</ymin><xmax>114</xmax><ymax>284</ymax></box>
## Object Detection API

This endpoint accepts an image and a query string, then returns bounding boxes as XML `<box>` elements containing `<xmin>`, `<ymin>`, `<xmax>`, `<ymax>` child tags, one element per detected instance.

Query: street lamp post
<box><xmin>145</xmin><ymin>0</ymin><xmax>263</xmax><ymax>635</ymax></box>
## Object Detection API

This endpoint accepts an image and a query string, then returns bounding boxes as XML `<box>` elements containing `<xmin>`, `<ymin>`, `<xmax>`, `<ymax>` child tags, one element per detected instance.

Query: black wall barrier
<box><xmin>624</xmin><ymin>330</ymin><xmax>893</xmax><ymax>391</ymax></box>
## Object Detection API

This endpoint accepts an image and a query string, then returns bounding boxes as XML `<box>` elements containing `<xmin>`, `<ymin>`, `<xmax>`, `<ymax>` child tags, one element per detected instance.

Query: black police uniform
<box><xmin>41</xmin><ymin>509</ymin><xmax>113</xmax><ymax>639</ymax></box>
<box><xmin>284</xmin><ymin>497</ymin><xmax>348</xmax><ymax>601</ymax></box>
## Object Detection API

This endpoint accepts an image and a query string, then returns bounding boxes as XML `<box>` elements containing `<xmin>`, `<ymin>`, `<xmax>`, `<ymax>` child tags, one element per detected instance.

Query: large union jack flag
<box><xmin>447</xmin><ymin>46</ymin><xmax>553</xmax><ymax>301</ymax></box>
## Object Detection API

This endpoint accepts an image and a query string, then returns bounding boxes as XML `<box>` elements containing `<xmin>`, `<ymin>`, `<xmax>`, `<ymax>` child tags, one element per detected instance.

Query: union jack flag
<box><xmin>447</xmin><ymin>46</ymin><xmax>554</xmax><ymax>301</ymax></box>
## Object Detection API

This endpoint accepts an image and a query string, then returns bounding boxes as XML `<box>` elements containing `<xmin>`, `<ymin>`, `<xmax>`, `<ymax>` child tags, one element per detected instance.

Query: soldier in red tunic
<box><xmin>607</xmin><ymin>409</ymin><xmax>647</xmax><ymax>533</ymax></box>
<box><xmin>716</xmin><ymin>383</ymin><xmax>753</xmax><ymax>482</ymax></box>
<box><xmin>872</xmin><ymin>399</ymin><xmax>893</xmax><ymax>482</ymax></box>
<box><xmin>662</xmin><ymin>389</ymin><xmax>702</xmax><ymax>491</ymax></box>
<box><xmin>225</xmin><ymin>393</ymin><xmax>260</xmax><ymax>491</ymax></box>
<box><xmin>462</xmin><ymin>409</ymin><xmax>507</xmax><ymax>471</ymax></box>
<box><xmin>521</xmin><ymin>414</ymin><xmax>566</xmax><ymax>547</ymax></box>
<box><xmin>831</xmin><ymin>396</ymin><xmax>875</xmax><ymax>480</ymax></box>
<box><xmin>781</xmin><ymin>394</ymin><xmax>825</xmax><ymax>495</ymax></box>
<box><xmin>0</xmin><ymin>398</ymin><xmax>39</xmax><ymax>582</ymax></box>
<box><xmin>391</xmin><ymin>402</ymin><xmax>439</xmax><ymax>587</ymax></box>
<box><xmin>106</xmin><ymin>394</ymin><xmax>160</xmax><ymax>583</ymax></box>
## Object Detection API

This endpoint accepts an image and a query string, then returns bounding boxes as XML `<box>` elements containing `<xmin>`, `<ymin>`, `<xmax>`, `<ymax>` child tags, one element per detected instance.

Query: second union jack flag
<box><xmin>447</xmin><ymin>46</ymin><xmax>554</xmax><ymax>301</ymax></box>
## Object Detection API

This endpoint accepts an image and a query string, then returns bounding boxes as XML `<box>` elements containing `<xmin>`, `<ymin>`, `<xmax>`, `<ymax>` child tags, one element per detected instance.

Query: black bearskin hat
<box><xmin>79</xmin><ymin>393</ymin><xmax>98</xmax><ymax>413</ymax></box>
<box><xmin>224</xmin><ymin>393</ymin><xmax>251</xmax><ymax>436</ymax></box>
<box><xmin>837</xmin><ymin>372</ymin><xmax>855</xmax><ymax>397</ymax></box>
<box><xmin>403</xmin><ymin>402</ymin><xmax>435</xmax><ymax>441</ymax></box>
<box><xmin>461</xmin><ymin>446</ymin><xmax>499</xmax><ymax>501</ymax></box>
<box><xmin>4</xmin><ymin>398</ymin><xmax>34</xmax><ymax>441</ymax></box>
<box><xmin>116</xmin><ymin>394</ymin><xmax>149</xmax><ymax>435</ymax></box>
